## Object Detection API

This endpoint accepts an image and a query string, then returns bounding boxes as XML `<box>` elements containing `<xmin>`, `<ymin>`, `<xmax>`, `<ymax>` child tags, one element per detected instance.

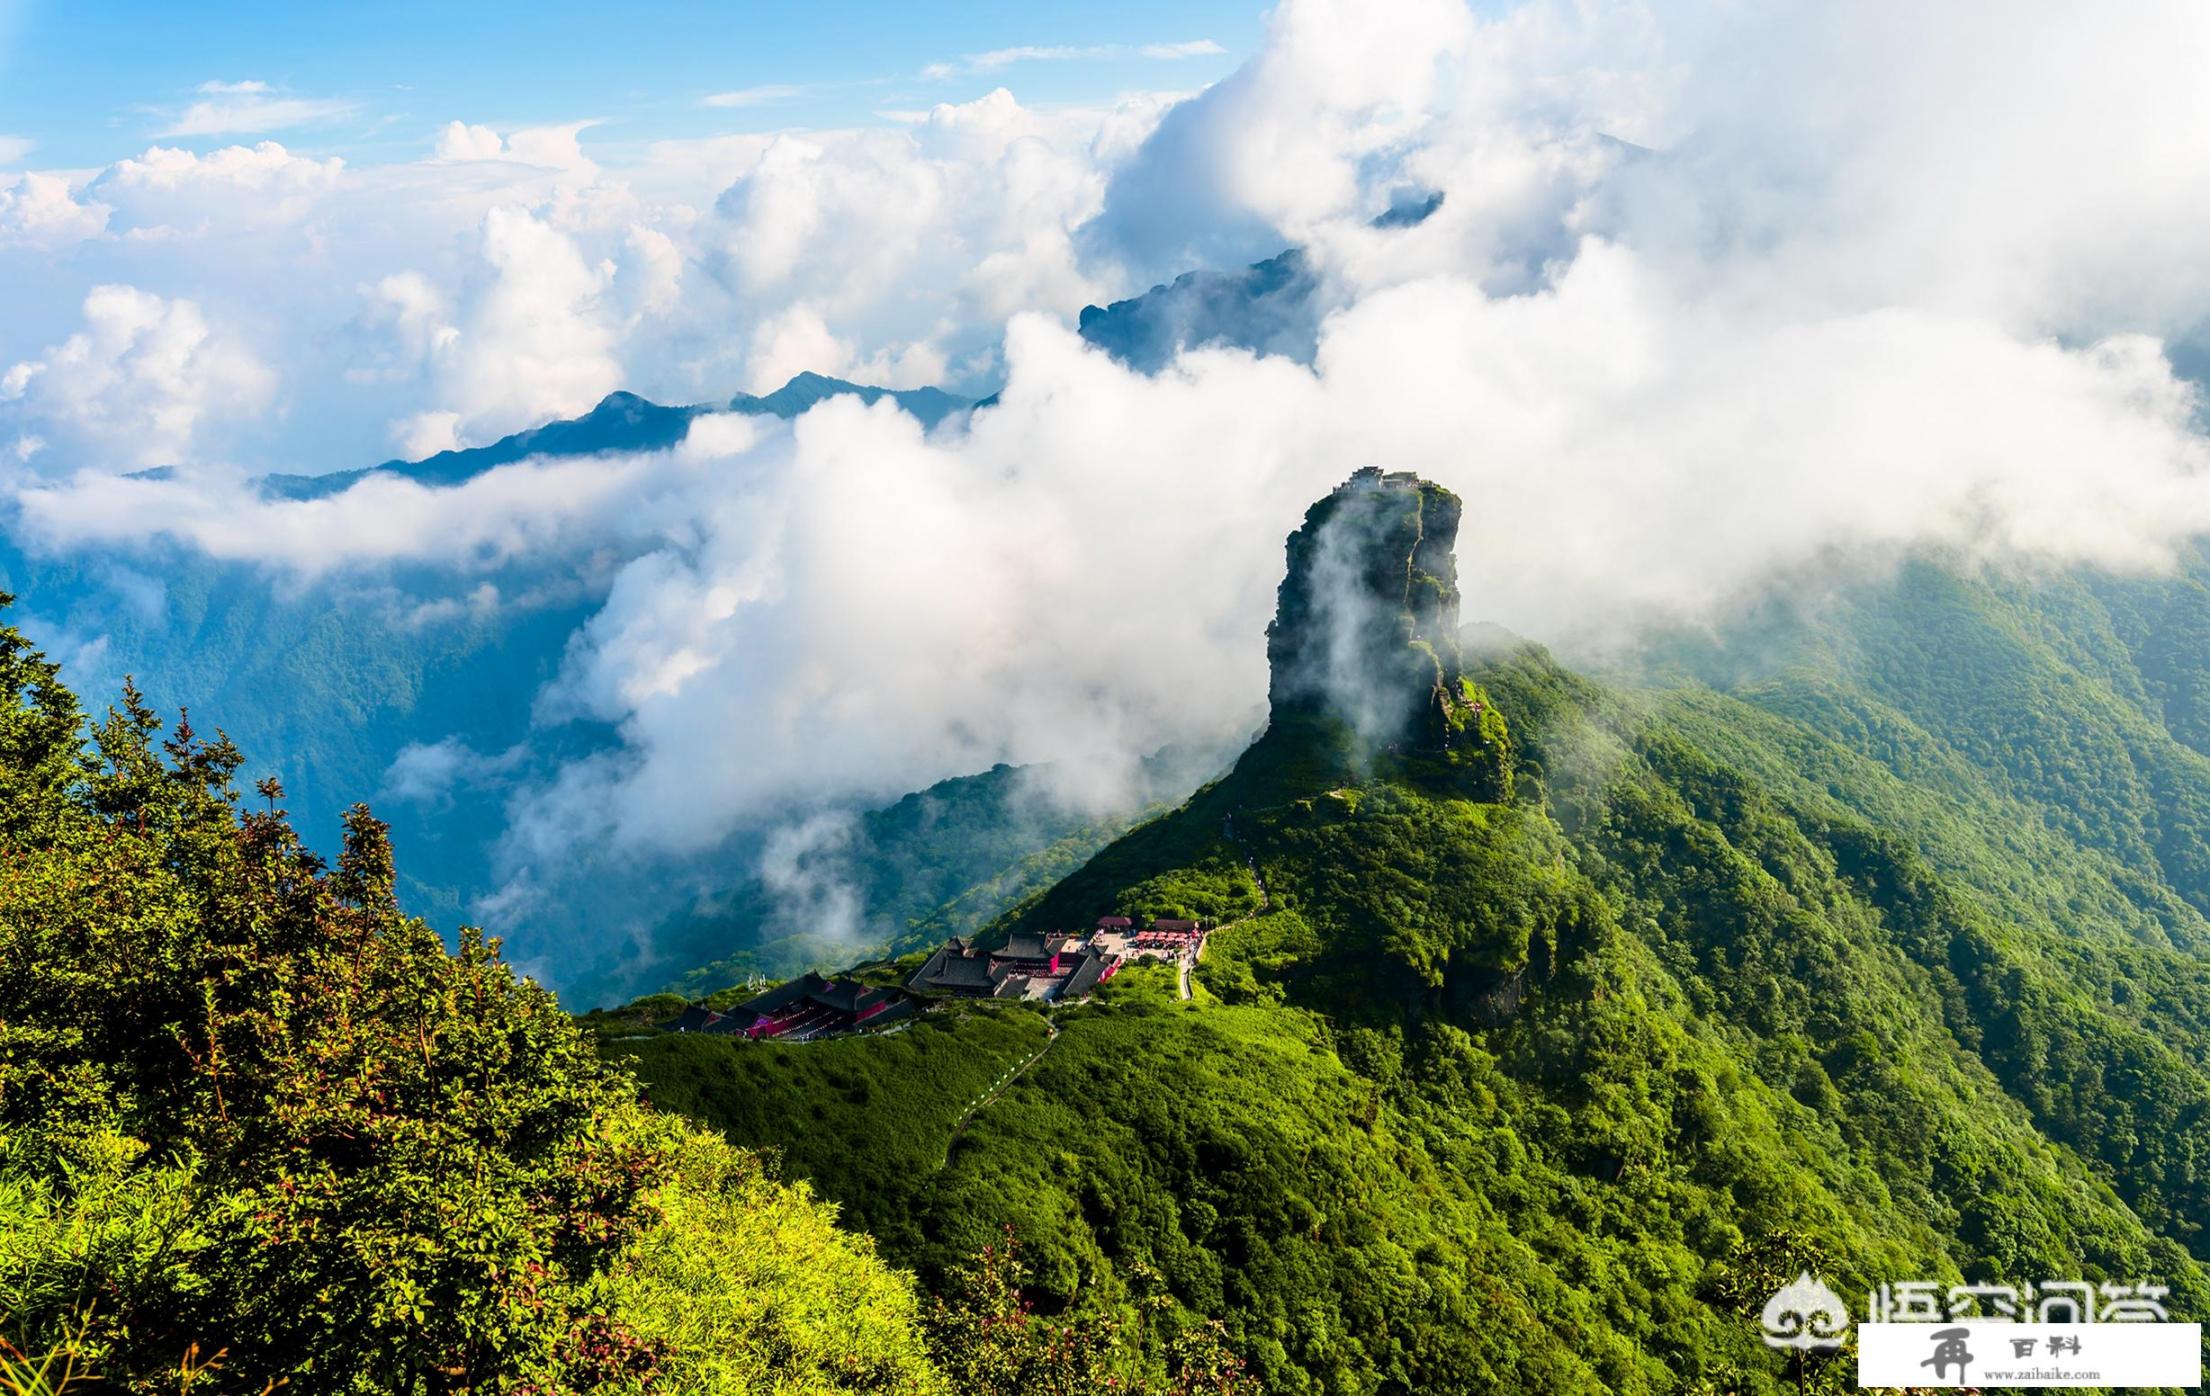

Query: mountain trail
<box><xmin>942</xmin><ymin>1015</ymin><xmax>1059</xmax><ymax>1163</ymax></box>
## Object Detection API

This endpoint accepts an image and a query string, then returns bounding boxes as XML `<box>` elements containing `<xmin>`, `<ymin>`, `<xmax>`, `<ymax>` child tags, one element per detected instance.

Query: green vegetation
<box><xmin>619</xmin><ymin>533</ymin><xmax>2210</xmax><ymax>1392</ymax></box>
<box><xmin>0</xmin><ymin>601</ymin><xmax>943</xmax><ymax>1394</ymax></box>
<box><xmin>606</xmin><ymin>1008</ymin><xmax>1054</xmax><ymax>1257</ymax></box>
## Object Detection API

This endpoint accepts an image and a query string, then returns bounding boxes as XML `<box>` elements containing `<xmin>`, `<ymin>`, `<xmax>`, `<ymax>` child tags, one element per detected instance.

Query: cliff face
<box><xmin>1265</xmin><ymin>470</ymin><xmax>1470</xmax><ymax>751</ymax></box>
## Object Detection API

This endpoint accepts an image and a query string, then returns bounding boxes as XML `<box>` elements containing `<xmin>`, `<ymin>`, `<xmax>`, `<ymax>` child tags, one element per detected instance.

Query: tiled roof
<box><xmin>907</xmin><ymin>944</ymin><xmax>999</xmax><ymax>994</ymax></box>
<box><xmin>737</xmin><ymin>971</ymin><xmax>833</xmax><ymax>1018</ymax></box>
<box><xmin>994</xmin><ymin>931</ymin><xmax>1057</xmax><ymax>962</ymax></box>
<box><xmin>663</xmin><ymin>1004</ymin><xmax>724</xmax><ymax>1032</ymax></box>
<box><xmin>1061</xmin><ymin>950</ymin><xmax>1113</xmax><ymax>999</ymax></box>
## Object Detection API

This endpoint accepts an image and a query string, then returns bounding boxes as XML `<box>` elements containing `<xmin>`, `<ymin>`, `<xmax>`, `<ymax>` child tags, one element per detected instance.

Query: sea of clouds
<box><xmin>7</xmin><ymin>0</ymin><xmax>2210</xmax><ymax>985</ymax></box>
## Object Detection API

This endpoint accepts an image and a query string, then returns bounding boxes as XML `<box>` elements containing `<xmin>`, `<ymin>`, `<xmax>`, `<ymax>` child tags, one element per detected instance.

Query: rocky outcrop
<box><xmin>1265</xmin><ymin>468</ymin><xmax>1472</xmax><ymax>751</ymax></box>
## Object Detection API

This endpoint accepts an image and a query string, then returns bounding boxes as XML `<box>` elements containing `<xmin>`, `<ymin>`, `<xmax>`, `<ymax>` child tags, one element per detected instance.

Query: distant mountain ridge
<box><xmin>258</xmin><ymin>372</ymin><xmax>978</xmax><ymax>500</ymax></box>
<box><xmin>1075</xmin><ymin>247</ymin><xmax>1321</xmax><ymax>374</ymax></box>
<box><xmin>1072</xmin><ymin>191</ymin><xmax>1443</xmax><ymax>373</ymax></box>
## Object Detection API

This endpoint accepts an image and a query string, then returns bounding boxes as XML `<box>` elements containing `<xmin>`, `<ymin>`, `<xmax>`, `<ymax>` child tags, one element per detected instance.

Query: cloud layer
<box><xmin>10</xmin><ymin>0</ymin><xmax>2210</xmax><ymax>991</ymax></box>
<box><xmin>0</xmin><ymin>82</ymin><xmax>1161</xmax><ymax>475</ymax></box>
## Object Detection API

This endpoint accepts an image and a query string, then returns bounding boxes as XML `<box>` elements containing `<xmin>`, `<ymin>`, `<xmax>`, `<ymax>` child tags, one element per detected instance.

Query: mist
<box><xmin>11</xmin><ymin>0</ymin><xmax>2210</xmax><ymax>994</ymax></box>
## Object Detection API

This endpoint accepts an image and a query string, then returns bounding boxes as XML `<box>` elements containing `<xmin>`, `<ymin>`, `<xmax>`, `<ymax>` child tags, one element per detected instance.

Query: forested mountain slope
<box><xmin>619</xmin><ymin>477</ymin><xmax>2210</xmax><ymax>1394</ymax></box>
<box><xmin>0</xmin><ymin>604</ymin><xmax>946</xmax><ymax>1394</ymax></box>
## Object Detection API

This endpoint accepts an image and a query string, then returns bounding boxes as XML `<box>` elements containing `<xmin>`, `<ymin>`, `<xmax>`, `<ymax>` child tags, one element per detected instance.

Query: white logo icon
<box><xmin>1761</xmin><ymin>1271</ymin><xmax>1850</xmax><ymax>1351</ymax></box>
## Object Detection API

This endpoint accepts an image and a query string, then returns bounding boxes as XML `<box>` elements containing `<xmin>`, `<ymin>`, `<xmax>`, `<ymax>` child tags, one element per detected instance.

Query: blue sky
<box><xmin>0</xmin><ymin>0</ymin><xmax>1258</xmax><ymax>169</ymax></box>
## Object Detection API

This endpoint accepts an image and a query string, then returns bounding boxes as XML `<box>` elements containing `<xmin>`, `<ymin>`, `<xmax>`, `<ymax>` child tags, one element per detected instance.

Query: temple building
<box><xmin>662</xmin><ymin>971</ymin><xmax>915</xmax><ymax>1042</ymax></box>
<box><xmin>905</xmin><ymin>916</ymin><xmax>1210</xmax><ymax>1004</ymax></box>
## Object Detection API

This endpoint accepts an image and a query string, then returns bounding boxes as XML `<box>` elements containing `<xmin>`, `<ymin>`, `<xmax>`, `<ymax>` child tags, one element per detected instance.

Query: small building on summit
<box><xmin>905</xmin><ymin>932</ymin><xmax>1088</xmax><ymax>1000</ymax></box>
<box><xmin>664</xmin><ymin>971</ymin><xmax>912</xmax><ymax>1042</ymax></box>
<box><xmin>663</xmin><ymin>1002</ymin><xmax>728</xmax><ymax>1033</ymax></box>
<box><xmin>1340</xmin><ymin>465</ymin><xmax>1419</xmax><ymax>494</ymax></box>
<box><xmin>992</xmin><ymin>931</ymin><xmax>1070</xmax><ymax>975</ymax></box>
<box><xmin>1060</xmin><ymin>949</ymin><xmax>1115</xmax><ymax>999</ymax></box>
<box><xmin>907</xmin><ymin>916</ymin><xmax>1211</xmax><ymax>1006</ymax></box>
<box><xmin>906</xmin><ymin>938</ymin><xmax>1004</xmax><ymax>996</ymax></box>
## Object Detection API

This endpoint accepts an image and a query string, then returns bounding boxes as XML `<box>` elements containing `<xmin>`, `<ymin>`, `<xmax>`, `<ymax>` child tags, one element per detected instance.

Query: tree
<box><xmin>0</xmin><ymin>604</ymin><xmax>941</xmax><ymax>1394</ymax></box>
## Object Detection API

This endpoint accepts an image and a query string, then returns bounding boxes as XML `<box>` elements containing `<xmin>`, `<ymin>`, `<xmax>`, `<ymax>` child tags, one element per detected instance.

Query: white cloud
<box><xmin>103</xmin><ymin>140</ymin><xmax>343</xmax><ymax>195</ymax></box>
<box><xmin>702</xmin><ymin>85</ymin><xmax>809</xmax><ymax>109</ymax></box>
<box><xmin>95</xmin><ymin>142</ymin><xmax>344</xmax><ymax>233</ymax></box>
<box><xmin>435</xmin><ymin>121</ymin><xmax>507</xmax><ymax>161</ymax></box>
<box><xmin>0</xmin><ymin>135</ymin><xmax>34</xmax><ymax>166</ymax></box>
<box><xmin>396</xmin><ymin>206</ymin><xmax>623</xmax><ymax>445</ymax></box>
<box><xmin>0</xmin><ymin>171</ymin><xmax>109</xmax><ymax>248</ymax></box>
<box><xmin>383</xmin><ymin>735</ymin><xmax>524</xmax><ymax>805</ymax></box>
<box><xmin>506</xmin><ymin>122</ymin><xmax>601</xmax><ymax>175</ymax></box>
<box><xmin>677</xmin><ymin>411</ymin><xmax>759</xmax><ymax>459</ymax></box>
<box><xmin>15</xmin><ymin>431</ymin><xmax>688</xmax><ymax>571</ymax></box>
<box><xmin>431</xmin><ymin>120</ymin><xmax>600</xmax><ymax>176</ymax></box>
<box><xmin>754</xmin><ymin>811</ymin><xmax>877</xmax><ymax>944</ymax></box>
<box><xmin>851</xmin><ymin>338</ymin><xmax>949</xmax><ymax>391</ymax></box>
<box><xmin>742</xmin><ymin>304</ymin><xmax>852</xmax><ymax>392</ymax></box>
<box><xmin>458</xmin><ymin>206</ymin><xmax>621</xmax><ymax>426</ymax></box>
<box><xmin>706</xmin><ymin>88</ymin><xmax>1121</xmax><ymax>387</ymax></box>
<box><xmin>1083</xmin><ymin>0</ymin><xmax>1475</xmax><ymax>278</ymax></box>
<box><xmin>969</xmin><ymin>47</ymin><xmax>1088</xmax><ymax>70</ymax></box>
<box><xmin>934</xmin><ymin>39</ymin><xmax>1228</xmax><ymax>76</ymax></box>
<box><xmin>0</xmin><ymin>86</ymin><xmax>1138</xmax><ymax>473</ymax></box>
<box><xmin>2</xmin><ymin>284</ymin><xmax>273</xmax><ymax>468</ymax></box>
<box><xmin>354</xmin><ymin>270</ymin><xmax>458</xmax><ymax>378</ymax></box>
<box><xmin>617</xmin><ymin>223</ymin><xmax>684</xmax><ymax>323</ymax></box>
<box><xmin>158</xmin><ymin>80</ymin><xmax>358</xmax><ymax>138</ymax></box>
<box><xmin>1140</xmin><ymin>40</ymin><xmax>1228</xmax><ymax>60</ymax></box>
<box><xmin>392</xmin><ymin>409</ymin><xmax>462</xmax><ymax>458</ymax></box>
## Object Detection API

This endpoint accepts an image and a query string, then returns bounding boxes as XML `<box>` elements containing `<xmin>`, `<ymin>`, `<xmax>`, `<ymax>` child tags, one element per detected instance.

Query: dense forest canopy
<box><xmin>0</xmin><ymin>599</ymin><xmax>953</xmax><ymax>1394</ymax></box>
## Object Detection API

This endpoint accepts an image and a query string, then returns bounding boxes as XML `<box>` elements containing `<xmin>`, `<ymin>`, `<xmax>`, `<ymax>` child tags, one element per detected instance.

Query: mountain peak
<box><xmin>1265</xmin><ymin>468</ymin><xmax>1472</xmax><ymax>754</ymax></box>
<box><xmin>731</xmin><ymin>372</ymin><xmax>976</xmax><ymax>428</ymax></box>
